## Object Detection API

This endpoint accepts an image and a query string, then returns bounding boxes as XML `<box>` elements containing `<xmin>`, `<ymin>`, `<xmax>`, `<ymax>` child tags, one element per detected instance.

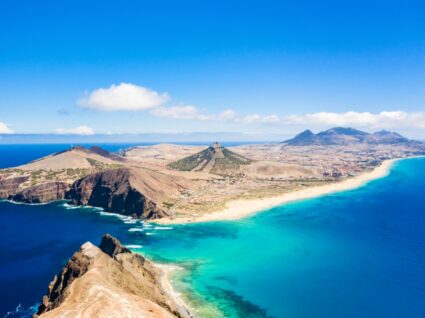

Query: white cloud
<box><xmin>150</xmin><ymin>108</ymin><xmax>425</xmax><ymax>131</ymax></box>
<box><xmin>236</xmin><ymin>114</ymin><xmax>280</xmax><ymax>124</ymax></box>
<box><xmin>150</xmin><ymin>106</ymin><xmax>425</xmax><ymax>129</ymax></box>
<box><xmin>218</xmin><ymin>109</ymin><xmax>237</xmax><ymax>120</ymax></box>
<box><xmin>55</xmin><ymin>126</ymin><xmax>95</xmax><ymax>135</ymax></box>
<box><xmin>151</xmin><ymin>105</ymin><xmax>199</xmax><ymax>119</ymax></box>
<box><xmin>282</xmin><ymin>111</ymin><xmax>425</xmax><ymax>129</ymax></box>
<box><xmin>0</xmin><ymin>122</ymin><xmax>13</xmax><ymax>134</ymax></box>
<box><xmin>151</xmin><ymin>106</ymin><xmax>237</xmax><ymax>121</ymax></box>
<box><xmin>79</xmin><ymin>83</ymin><xmax>169</xmax><ymax>111</ymax></box>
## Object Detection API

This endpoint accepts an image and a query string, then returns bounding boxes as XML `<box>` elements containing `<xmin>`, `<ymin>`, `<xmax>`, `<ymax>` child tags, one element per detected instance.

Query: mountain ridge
<box><xmin>35</xmin><ymin>234</ymin><xmax>191</xmax><ymax>318</ymax></box>
<box><xmin>283</xmin><ymin>127</ymin><xmax>418</xmax><ymax>146</ymax></box>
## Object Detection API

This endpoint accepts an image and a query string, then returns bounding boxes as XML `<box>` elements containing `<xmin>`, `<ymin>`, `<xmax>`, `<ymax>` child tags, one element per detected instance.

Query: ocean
<box><xmin>0</xmin><ymin>145</ymin><xmax>424</xmax><ymax>317</ymax></box>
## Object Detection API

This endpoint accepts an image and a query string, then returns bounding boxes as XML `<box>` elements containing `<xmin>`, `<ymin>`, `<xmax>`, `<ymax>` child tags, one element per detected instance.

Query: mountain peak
<box><xmin>168</xmin><ymin>142</ymin><xmax>251</xmax><ymax>175</ymax></box>
<box><xmin>283</xmin><ymin>129</ymin><xmax>319</xmax><ymax>145</ymax></box>
<box><xmin>320</xmin><ymin>127</ymin><xmax>368</xmax><ymax>136</ymax></box>
<box><xmin>297</xmin><ymin>129</ymin><xmax>314</xmax><ymax>136</ymax></box>
<box><xmin>212</xmin><ymin>141</ymin><xmax>222</xmax><ymax>149</ymax></box>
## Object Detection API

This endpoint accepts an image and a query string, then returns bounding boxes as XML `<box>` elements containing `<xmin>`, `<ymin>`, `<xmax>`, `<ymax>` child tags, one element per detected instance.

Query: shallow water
<box><xmin>136</xmin><ymin>157</ymin><xmax>425</xmax><ymax>318</ymax></box>
<box><xmin>0</xmin><ymin>145</ymin><xmax>424</xmax><ymax>317</ymax></box>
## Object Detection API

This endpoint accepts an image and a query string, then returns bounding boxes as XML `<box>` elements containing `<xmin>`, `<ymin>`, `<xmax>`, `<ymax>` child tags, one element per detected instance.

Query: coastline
<box><xmin>155</xmin><ymin>263</ymin><xmax>194</xmax><ymax>317</ymax></box>
<box><xmin>155</xmin><ymin>158</ymin><xmax>400</xmax><ymax>224</ymax></box>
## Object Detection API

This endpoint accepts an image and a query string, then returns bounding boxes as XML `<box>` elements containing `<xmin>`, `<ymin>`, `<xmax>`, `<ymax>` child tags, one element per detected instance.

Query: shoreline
<box><xmin>155</xmin><ymin>158</ymin><xmax>402</xmax><ymax>224</ymax></box>
<box><xmin>155</xmin><ymin>263</ymin><xmax>194</xmax><ymax>318</ymax></box>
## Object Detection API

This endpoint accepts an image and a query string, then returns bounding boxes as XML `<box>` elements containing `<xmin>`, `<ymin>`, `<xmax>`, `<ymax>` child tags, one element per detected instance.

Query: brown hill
<box><xmin>19</xmin><ymin>145</ymin><xmax>123</xmax><ymax>171</ymax></box>
<box><xmin>66</xmin><ymin>167</ymin><xmax>190</xmax><ymax>219</ymax></box>
<box><xmin>0</xmin><ymin>146</ymin><xmax>191</xmax><ymax>219</ymax></box>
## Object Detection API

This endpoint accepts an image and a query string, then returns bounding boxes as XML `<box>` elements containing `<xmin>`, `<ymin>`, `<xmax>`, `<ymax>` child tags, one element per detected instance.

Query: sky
<box><xmin>0</xmin><ymin>0</ymin><xmax>425</xmax><ymax>140</ymax></box>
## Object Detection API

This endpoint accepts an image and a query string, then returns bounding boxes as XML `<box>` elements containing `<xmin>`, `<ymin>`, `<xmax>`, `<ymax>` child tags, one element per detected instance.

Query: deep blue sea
<box><xmin>0</xmin><ymin>145</ymin><xmax>424</xmax><ymax>317</ymax></box>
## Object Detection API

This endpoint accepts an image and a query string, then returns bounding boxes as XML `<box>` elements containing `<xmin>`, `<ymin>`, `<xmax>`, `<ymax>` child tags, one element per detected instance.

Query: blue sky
<box><xmin>1</xmin><ymin>0</ymin><xmax>425</xmax><ymax>139</ymax></box>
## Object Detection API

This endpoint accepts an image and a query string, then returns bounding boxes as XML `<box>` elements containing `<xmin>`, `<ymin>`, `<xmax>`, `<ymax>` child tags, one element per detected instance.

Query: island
<box><xmin>0</xmin><ymin>127</ymin><xmax>423</xmax><ymax>223</ymax></box>
<box><xmin>1</xmin><ymin>127</ymin><xmax>424</xmax><ymax>318</ymax></box>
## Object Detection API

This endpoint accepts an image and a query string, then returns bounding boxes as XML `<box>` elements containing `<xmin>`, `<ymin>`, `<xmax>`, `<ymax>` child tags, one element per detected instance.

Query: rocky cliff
<box><xmin>0</xmin><ymin>175</ymin><xmax>29</xmax><ymax>198</ymax></box>
<box><xmin>0</xmin><ymin>175</ymin><xmax>68</xmax><ymax>204</ymax></box>
<box><xmin>35</xmin><ymin>234</ymin><xmax>191</xmax><ymax>318</ymax></box>
<box><xmin>0</xmin><ymin>168</ymin><xmax>172</xmax><ymax>219</ymax></box>
<box><xmin>0</xmin><ymin>144</ymin><xmax>185</xmax><ymax>219</ymax></box>
<box><xmin>11</xmin><ymin>182</ymin><xmax>69</xmax><ymax>203</ymax></box>
<box><xmin>66</xmin><ymin>168</ymin><xmax>167</xmax><ymax>219</ymax></box>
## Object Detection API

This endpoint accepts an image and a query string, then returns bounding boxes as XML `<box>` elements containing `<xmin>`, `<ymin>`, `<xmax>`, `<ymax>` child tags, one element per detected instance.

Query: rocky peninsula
<box><xmin>35</xmin><ymin>234</ymin><xmax>192</xmax><ymax>318</ymax></box>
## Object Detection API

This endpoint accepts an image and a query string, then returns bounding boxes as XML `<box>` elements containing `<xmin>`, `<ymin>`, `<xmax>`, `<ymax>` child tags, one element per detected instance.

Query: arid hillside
<box><xmin>36</xmin><ymin>234</ymin><xmax>191</xmax><ymax>318</ymax></box>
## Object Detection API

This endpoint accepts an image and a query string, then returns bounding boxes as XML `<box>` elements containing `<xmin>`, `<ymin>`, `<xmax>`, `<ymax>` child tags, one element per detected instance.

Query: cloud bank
<box><xmin>150</xmin><ymin>107</ymin><xmax>425</xmax><ymax>131</ymax></box>
<box><xmin>76</xmin><ymin>83</ymin><xmax>424</xmax><ymax>136</ymax></box>
<box><xmin>281</xmin><ymin>111</ymin><xmax>425</xmax><ymax>129</ymax></box>
<box><xmin>55</xmin><ymin>126</ymin><xmax>95</xmax><ymax>135</ymax></box>
<box><xmin>0</xmin><ymin>122</ymin><xmax>13</xmax><ymax>134</ymax></box>
<box><xmin>79</xmin><ymin>83</ymin><xmax>169</xmax><ymax>111</ymax></box>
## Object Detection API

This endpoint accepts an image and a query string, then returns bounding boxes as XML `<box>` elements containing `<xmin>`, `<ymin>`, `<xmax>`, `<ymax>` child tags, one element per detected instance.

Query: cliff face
<box><xmin>0</xmin><ymin>176</ymin><xmax>68</xmax><ymax>204</ymax></box>
<box><xmin>0</xmin><ymin>146</ymin><xmax>189</xmax><ymax>220</ymax></box>
<box><xmin>0</xmin><ymin>168</ymin><xmax>173</xmax><ymax>220</ymax></box>
<box><xmin>36</xmin><ymin>244</ymin><xmax>91</xmax><ymax>314</ymax></box>
<box><xmin>66</xmin><ymin>168</ymin><xmax>167</xmax><ymax>219</ymax></box>
<box><xmin>11</xmin><ymin>182</ymin><xmax>69</xmax><ymax>203</ymax></box>
<box><xmin>0</xmin><ymin>175</ymin><xmax>29</xmax><ymax>198</ymax></box>
<box><xmin>36</xmin><ymin>234</ymin><xmax>191</xmax><ymax>318</ymax></box>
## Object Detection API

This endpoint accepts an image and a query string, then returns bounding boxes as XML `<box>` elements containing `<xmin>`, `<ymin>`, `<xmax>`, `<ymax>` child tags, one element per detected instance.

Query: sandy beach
<box><xmin>155</xmin><ymin>263</ymin><xmax>194</xmax><ymax>317</ymax></box>
<box><xmin>155</xmin><ymin>158</ymin><xmax>399</xmax><ymax>224</ymax></box>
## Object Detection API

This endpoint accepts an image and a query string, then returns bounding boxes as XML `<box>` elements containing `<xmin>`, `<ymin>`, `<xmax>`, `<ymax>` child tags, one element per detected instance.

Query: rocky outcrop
<box><xmin>66</xmin><ymin>168</ymin><xmax>167</xmax><ymax>220</ymax></box>
<box><xmin>99</xmin><ymin>233</ymin><xmax>131</xmax><ymax>257</ymax></box>
<box><xmin>35</xmin><ymin>234</ymin><xmax>191</xmax><ymax>318</ymax></box>
<box><xmin>11</xmin><ymin>182</ymin><xmax>68</xmax><ymax>203</ymax></box>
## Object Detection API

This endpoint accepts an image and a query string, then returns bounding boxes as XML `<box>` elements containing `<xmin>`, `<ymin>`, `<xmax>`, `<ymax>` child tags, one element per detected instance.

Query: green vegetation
<box><xmin>162</xmin><ymin>201</ymin><xmax>175</xmax><ymax>209</ymax></box>
<box><xmin>0</xmin><ymin>168</ymin><xmax>26</xmax><ymax>175</ymax></box>
<box><xmin>168</xmin><ymin>145</ymin><xmax>252</xmax><ymax>174</ymax></box>
<box><xmin>22</xmin><ymin>168</ymin><xmax>93</xmax><ymax>187</ymax></box>
<box><xmin>86</xmin><ymin>158</ymin><xmax>122</xmax><ymax>171</ymax></box>
<box><xmin>222</xmin><ymin>148</ymin><xmax>252</xmax><ymax>165</ymax></box>
<box><xmin>211</xmin><ymin>149</ymin><xmax>252</xmax><ymax>174</ymax></box>
<box><xmin>168</xmin><ymin>148</ymin><xmax>212</xmax><ymax>171</ymax></box>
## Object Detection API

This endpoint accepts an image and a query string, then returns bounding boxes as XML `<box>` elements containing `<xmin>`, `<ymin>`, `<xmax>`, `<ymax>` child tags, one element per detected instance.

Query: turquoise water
<box><xmin>137</xmin><ymin>157</ymin><xmax>425</xmax><ymax>317</ymax></box>
<box><xmin>0</xmin><ymin>148</ymin><xmax>425</xmax><ymax>317</ymax></box>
